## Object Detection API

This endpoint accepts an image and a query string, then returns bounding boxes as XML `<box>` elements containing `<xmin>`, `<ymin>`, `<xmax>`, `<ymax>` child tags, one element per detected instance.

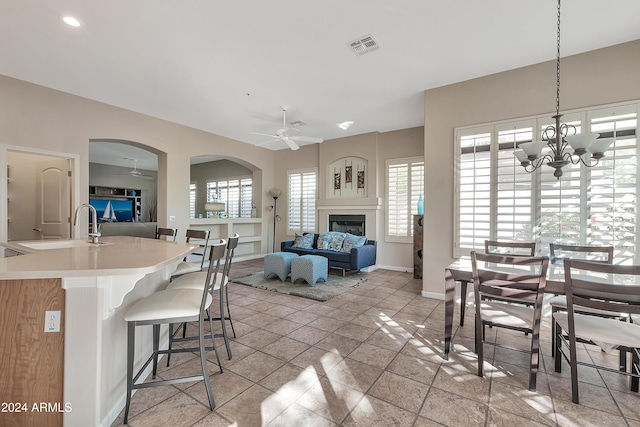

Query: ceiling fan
<box><xmin>116</xmin><ymin>159</ymin><xmax>155</xmax><ymax>180</ymax></box>
<box><xmin>252</xmin><ymin>106</ymin><xmax>323</xmax><ymax>151</ymax></box>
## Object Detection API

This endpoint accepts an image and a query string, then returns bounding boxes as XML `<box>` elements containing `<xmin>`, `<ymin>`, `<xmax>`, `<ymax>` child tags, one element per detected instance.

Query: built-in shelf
<box><xmin>188</xmin><ymin>218</ymin><xmax>265</xmax><ymax>260</ymax></box>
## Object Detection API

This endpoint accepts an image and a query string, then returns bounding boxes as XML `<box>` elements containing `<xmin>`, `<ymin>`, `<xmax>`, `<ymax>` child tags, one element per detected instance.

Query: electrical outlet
<box><xmin>44</xmin><ymin>310</ymin><xmax>61</xmax><ymax>333</ymax></box>
<box><xmin>169</xmin><ymin>216</ymin><xmax>176</xmax><ymax>222</ymax></box>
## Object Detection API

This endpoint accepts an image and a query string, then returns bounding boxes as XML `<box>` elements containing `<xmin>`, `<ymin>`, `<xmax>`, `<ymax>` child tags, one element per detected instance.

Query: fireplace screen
<box><xmin>328</xmin><ymin>214</ymin><xmax>365</xmax><ymax>236</ymax></box>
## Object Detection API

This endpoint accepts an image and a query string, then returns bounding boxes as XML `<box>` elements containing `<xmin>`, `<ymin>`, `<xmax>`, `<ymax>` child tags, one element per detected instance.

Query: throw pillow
<box><xmin>326</xmin><ymin>232</ymin><xmax>346</xmax><ymax>251</ymax></box>
<box><xmin>292</xmin><ymin>233</ymin><xmax>314</xmax><ymax>249</ymax></box>
<box><xmin>341</xmin><ymin>233</ymin><xmax>367</xmax><ymax>252</ymax></box>
<box><xmin>317</xmin><ymin>232</ymin><xmax>330</xmax><ymax>249</ymax></box>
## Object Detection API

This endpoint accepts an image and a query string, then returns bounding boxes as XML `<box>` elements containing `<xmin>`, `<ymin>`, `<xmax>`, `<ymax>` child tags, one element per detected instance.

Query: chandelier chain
<box><xmin>556</xmin><ymin>0</ymin><xmax>561</xmax><ymax>117</ymax></box>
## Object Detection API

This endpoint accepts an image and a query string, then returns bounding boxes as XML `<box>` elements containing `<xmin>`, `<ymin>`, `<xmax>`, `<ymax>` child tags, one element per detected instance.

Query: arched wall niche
<box><xmin>89</xmin><ymin>139</ymin><xmax>165</xmax><ymax>223</ymax></box>
<box><xmin>190</xmin><ymin>154</ymin><xmax>263</xmax><ymax>218</ymax></box>
<box><xmin>326</xmin><ymin>156</ymin><xmax>368</xmax><ymax>199</ymax></box>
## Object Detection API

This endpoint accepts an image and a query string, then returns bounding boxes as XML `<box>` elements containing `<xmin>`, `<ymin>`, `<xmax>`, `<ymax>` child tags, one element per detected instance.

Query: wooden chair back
<box><xmin>484</xmin><ymin>240</ymin><xmax>536</xmax><ymax>257</ymax></box>
<box><xmin>549</xmin><ymin>243</ymin><xmax>613</xmax><ymax>264</ymax></box>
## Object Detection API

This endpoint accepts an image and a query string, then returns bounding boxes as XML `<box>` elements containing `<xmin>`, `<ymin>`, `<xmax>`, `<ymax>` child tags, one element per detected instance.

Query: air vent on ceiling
<box><xmin>347</xmin><ymin>34</ymin><xmax>381</xmax><ymax>56</ymax></box>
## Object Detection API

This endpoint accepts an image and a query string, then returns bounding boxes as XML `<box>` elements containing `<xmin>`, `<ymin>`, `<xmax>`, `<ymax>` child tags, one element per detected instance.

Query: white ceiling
<box><xmin>3</xmin><ymin>0</ymin><xmax>640</xmax><ymax>168</ymax></box>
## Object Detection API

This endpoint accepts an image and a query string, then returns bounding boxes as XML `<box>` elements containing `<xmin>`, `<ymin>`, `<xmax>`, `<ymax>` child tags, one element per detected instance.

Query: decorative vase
<box><xmin>417</xmin><ymin>194</ymin><xmax>424</xmax><ymax>215</ymax></box>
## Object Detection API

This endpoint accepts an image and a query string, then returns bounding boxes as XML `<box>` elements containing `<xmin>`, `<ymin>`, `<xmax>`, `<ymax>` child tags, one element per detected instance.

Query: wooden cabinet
<box><xmin>413</xmin><ymin>214</ymin><xmax>423</xmax><ymax>279</ymax></box>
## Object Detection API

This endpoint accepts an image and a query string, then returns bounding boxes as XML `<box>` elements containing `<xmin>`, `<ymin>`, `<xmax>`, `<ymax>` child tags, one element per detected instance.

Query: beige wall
<box><xmin>423</xmin><ymin>39</ymin><xmax>640</xmax><ymax>298</ymax></box>
<box><xmin>0</xmin><ymin>75</ymin><xmax>276</xmax><ymax>242</ymax></box>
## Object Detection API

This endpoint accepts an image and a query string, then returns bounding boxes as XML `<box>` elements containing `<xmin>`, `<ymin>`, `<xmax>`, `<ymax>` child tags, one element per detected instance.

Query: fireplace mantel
<box><xmin>316</xmin><ymin>197</ymin><xmax>382</xmax><ymax>210</ymax></box>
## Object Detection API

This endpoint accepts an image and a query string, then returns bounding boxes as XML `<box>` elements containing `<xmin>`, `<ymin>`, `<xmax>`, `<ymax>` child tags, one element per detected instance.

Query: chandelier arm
<box><xmin>579</xmin><ymin>156</ymin><xmax>600</xmax><ymax>168</ymax></box>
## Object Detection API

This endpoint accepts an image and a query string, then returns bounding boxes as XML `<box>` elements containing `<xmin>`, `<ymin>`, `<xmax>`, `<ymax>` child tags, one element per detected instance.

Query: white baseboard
<box><xmin>375</xmin><ymin>264</ymin><xmax>412</xmax><ymax>273</ymax></box>
<box><xmin>421</xmin><ymin>290</ymin><xmax>445</xmax><ymax>300</ymax></box>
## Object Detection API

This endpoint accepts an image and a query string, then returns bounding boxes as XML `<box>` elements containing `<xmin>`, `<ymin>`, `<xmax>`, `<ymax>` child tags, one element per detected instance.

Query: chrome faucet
<box><xmin>73</xmin><ymin>203</ymin><xmax>101</xmax><ymax>244</ymax></box>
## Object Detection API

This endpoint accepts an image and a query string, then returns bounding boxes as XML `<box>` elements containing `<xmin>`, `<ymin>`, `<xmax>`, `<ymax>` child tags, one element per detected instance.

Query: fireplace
<box><xmin>328</xmin><ymin>214</ymin><xmax>365</xmax><ymax>236</ymax></box>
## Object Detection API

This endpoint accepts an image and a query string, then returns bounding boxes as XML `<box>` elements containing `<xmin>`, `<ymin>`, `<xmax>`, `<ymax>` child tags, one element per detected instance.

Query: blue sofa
<box><xmin>281</xmin><ymin>233</ymin><xmax>376</xmax><ymax>275</ymax></box>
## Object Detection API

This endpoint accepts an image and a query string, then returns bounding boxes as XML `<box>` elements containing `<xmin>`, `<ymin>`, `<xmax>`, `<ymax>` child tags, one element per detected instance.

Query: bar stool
<box><xmin>171</xmin><ymin>229</ymin><xmax>210</xmax><ymax>279</ymax></box>
<box><xmin>156</xmin><ymin>227</ymin><xmax>177</xmax><ymax>241</ymax></box>
<box><xmin>167</xmin><ymin>234</ymin><xmax>239</xmax><ymax>361</ymax></box>
<box><xmin>122</xmin><ymin>240</ymin><xmax>227</xmax><ymax>424</ymax></box>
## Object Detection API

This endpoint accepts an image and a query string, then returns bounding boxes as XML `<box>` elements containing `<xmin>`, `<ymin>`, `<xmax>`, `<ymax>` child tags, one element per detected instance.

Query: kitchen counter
<box><xmin>1</xmin><ymin>235</ymin><xmax>198</xmax><ymax>279</ymax></box>
<box><xmin>0</xmin><ymin>236</ymin><xmax>199</xmax><ymax>427</ymax></box>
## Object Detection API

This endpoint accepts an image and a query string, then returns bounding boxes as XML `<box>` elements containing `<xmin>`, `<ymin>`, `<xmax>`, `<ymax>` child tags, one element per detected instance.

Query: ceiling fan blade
<box><xmin>283</xmin><ymin>137</ymin><xmax>300</xmax><ymax>151</ymax></box>
<box><xmin>291</xmin><ymin>136</ymin><xmax>324</xmax><ymax>143</ymax></box>
<box><xmin>250</xmin><ymin>132</ymin><xmax>277</xmax><ymax>138</ymax></box>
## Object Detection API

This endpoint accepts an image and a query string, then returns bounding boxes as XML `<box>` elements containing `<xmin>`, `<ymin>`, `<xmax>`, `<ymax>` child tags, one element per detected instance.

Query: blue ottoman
<box><xmin>291</xmin><ymin>255</ymin><xmax>328</xmax><ymax>287</ymax></box>
<box><xmin>264</xmin><ymin>252</ymin><xmax>299</xmax><ymax>281</ymax></box>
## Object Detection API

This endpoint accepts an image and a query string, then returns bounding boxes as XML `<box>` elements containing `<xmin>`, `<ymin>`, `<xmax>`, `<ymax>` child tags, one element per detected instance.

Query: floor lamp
<box><xmin>269</xmin><ymin>188</ymin><xmax>282</xmax><ymax>253</ymax></box>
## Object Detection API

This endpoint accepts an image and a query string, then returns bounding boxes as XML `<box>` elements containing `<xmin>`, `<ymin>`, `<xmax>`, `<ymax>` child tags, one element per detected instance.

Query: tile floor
<box><xmin>112</xmin><ymin>259</ymin><xmax>640</xmax><ymax>427</ymax></box>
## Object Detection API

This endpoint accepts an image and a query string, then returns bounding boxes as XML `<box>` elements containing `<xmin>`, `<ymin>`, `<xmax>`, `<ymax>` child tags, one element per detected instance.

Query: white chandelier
<box><xmin>514</xmin><ymin>0</ymin><xmax>614</xmax><ymax>179</ymax></box>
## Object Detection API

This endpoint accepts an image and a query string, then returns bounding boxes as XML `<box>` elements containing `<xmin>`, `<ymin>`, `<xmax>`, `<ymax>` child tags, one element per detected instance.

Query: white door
<box><xmin>35</xmin><ymin>159</ymin><xmax>71</xmax><ymax>240</ymax></box>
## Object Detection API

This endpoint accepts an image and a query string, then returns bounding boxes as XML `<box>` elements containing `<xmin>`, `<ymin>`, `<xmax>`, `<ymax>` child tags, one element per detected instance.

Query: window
<box><xmin>287</xmin><ymin>169</ymin><xmax>317</xmax><ymax>234</ymax></box>
<box><xmin>189</xmin><ymin>183</ymin><xmax>196</xmax><ymax>218</ymax></box>
<box><xmin>454</xmin><ymin>101</ymin><xmax>638</xmax><ymax>263</ymax></box>
<box><xmin>206</xmin><ymin>176</ymin><xmax>252</xmax><ymax>218</ymax></box>
<box><xmin>386</xmin><ymin>157</ymin><xmax>425</xmax><ymax>241</ymax></box>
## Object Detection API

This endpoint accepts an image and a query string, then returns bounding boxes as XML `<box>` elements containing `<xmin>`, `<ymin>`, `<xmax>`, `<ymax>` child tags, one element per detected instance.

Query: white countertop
<box><xmin>0</xmin><ymin>236</ymin><xmax>199</xmax><ymax>280</ymax></box>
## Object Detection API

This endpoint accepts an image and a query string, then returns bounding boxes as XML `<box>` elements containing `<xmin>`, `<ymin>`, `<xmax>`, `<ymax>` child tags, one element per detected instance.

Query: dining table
<box><xmin>444</xmin><ymin>256</ymin><xmax>568</xmax><ymax>360</ymax></box>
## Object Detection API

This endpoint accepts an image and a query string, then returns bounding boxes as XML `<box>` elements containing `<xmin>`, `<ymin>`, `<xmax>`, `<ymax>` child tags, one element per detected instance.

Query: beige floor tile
<box><xmin>234</xmin><ymin>328</ymin><xmax>281</xmax><ymax>350</ymax></box>
<box><xmin>341</xmin><ymin>395</ymin><xmax>417</xmax><ymax>427</ymax></box>
<box><xmin>609</xmin><ymin>389</ymin><xmax>640</xmax><ymax>421</ymax></box>
<box><xmin>217</xmin><ymin>384</ymin><xmax>290</xmax><ymax>427</ymax></box>
<box><xmin>547</xmin><ymin>374</ymin><xmax>620</xmax><ymax>415</ymax></box>
<box><xmin>554</xmin><ymin>398</ymin><xmax>627</xmax><ymax>427</ymax></box>
<box><xmin>420</xmin><ymin>387</ymin><xmax>486</xmax><ymax>426</ymax></box>
<box><xmin>265</xmin><ymin>403</ymin><xmax>339</xmax><ymax>427</ymax></box>
<box><xmin>290</xmin><ymin>347</ymin><xmax>343</xmax><ymax>374</ymax></box>
<box><xmin>486</xmin><ymin>407</ymin><xmax>553</xmax><ymax>427</ymax></box>
<box><xmin>227</xmin><ymin>351</ymin><xmax>285</xmax><ymax>382</ymax></box>
<box><xmin>315</xmin><ymin>333</ymin><xmax>361</xmax><ymax>357</ymax></box>
<box><xmin>489</xmin><ymin>381</ymin><xmax>557</xmax><ymax>426</ymax></box>
<box><xmin>310</xmin><ymin>316</ymin><xmax>345</xmax><ymax>332</ymax></box>
<box><xmin>386</xmin><ymin>352</ymin><xmax>439</xmax><ymax>386</ymax></box>
<box><xmin>432</xmin><ymin>365</ymin><xmax>491</xmax><ymax>404</ymax></box>
<box><xmin>124</xmin><ymin>392</ymin><xmax>211</xmax><ymax>427</ymax></box>
<box><xmin>296</xmin><ymin>377</ymin><xmax>365</xmax><ymax>424</ymax></box>
<box><xmin>365</xmin><ymin>327</ymin><xmax>411</xmax><ymax>352</ymax></box>
<box><xmin>184</xmin><ymin>369</ymin><xmax>253</xmax><ymax>407</ymax></box>
<box><xmin>325</xmin><ymin>357</ymin><xmax>383</xmax><ymax>392</ymax></box>
<box><xmin>347</xmin><ymin>342</ymin><xmax>396</xmax><ymax>369</ymax></box>
<box><xmin>260</xmin><ymin>336</ymin><xmax>311</xmax><ymax>361</ymax></box>
<box><xmin>286</xmin><ymin>324</ymin><xmax>331</xmax><ymax>345</ymax></box>
<box><xmin>259</xmin><ymin>363</ymin><xmax>321</xmax><ymax>399</ymax></box>
<box><xmin>334</xmin><ymin>322</ymin><xmax>377</xmax><ymax>342</ymax></box>
<box><xmin>368</xmin><ymin>371</ymin><xmax>428</xmax><ymax>412</ymax></box>
<box><xmin>261</xmin><ymin>317</ymin><xmax>304</xmax><ymax>336</ymax></box>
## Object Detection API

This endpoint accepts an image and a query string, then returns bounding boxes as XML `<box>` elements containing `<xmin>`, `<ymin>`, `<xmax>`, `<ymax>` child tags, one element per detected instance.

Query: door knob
<box><xmin>33</xmin><ymin>227</ymin><xmax>42</xmax><ymax>233</ymax></box>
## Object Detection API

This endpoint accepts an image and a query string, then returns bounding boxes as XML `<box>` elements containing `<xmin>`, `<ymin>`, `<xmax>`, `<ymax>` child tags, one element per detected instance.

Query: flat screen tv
<box><xmin>89</xmin><ymin>198</ymin><xmax>135</xmax><ymax>222</ymax></box>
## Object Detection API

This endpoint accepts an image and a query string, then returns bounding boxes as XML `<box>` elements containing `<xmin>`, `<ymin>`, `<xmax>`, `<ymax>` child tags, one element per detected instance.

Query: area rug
<box><xmin>232</xmin><ymin>271</ymin><xmax>367</xmax><ymax>302</ymax></box>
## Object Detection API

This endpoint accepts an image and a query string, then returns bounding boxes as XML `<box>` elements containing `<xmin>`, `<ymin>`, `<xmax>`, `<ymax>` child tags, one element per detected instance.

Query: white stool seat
<box><xmin>171</xmin><ymin>261</ymin><xmax>202</xmax><ymax>277</ymax></box>
<box><xmin>168</xmin><ymin>271</ymin><xmax>227</xmax><ymax>291</ymax></box>
<box><xmin>125</xmin><ymin>288</ymin><xmax>212</xmax><ymax>322</ymax></box>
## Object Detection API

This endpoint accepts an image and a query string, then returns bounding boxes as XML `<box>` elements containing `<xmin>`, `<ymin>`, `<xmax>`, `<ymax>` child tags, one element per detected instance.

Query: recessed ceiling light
<box><xmin>337</xmin><ymin>121</ymin><xmax>354</xmax><ymax>130</ymax></box>
<box><xmin>62</xmin><ymin>16</ymin><xmax>81</xmax><ymax>27</ymax></box>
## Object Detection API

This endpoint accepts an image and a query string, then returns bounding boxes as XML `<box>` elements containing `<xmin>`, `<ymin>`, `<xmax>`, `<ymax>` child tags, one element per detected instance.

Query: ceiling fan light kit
<box><xmin>252</xmin><ymin>106</ymin><xmax>324</xmax><ymax>151</ymax></box>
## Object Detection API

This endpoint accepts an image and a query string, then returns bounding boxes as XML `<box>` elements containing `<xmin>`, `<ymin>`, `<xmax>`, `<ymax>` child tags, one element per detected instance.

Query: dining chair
<box><xmin>548</xmin><ymin>244</ymin><xmax>615</xmax><ymax>356</ymax></box>
<box><xmin>471</xmin><ymin>250</ymin><xmax>549</xmax><ymax>391</ymax></box>
<box><xmin>554</xmin><ymin>259</ymin><xmax>640</xmax><ymax>404</ymax></box>
<box><xmin>166</xmin><ymin>234</ymin><xmax>240</xmax><ymax>362</ymax></box>
<box><xmin>171</xmin><ymin>229</ymin><xmax>211</xmax><ymax>279</ymax></box>
<box><xmin>156</xmin><ymin>227</ymin><xmax>177</xmax><ymax>241</ymax></box>
<box><xmin>122</xmin><ymin>239</ymin><xmax>227</xmax><ymax>424</ymax></box>
<box><xmin>458</xmin><ymin>240</ymin><xmax>537</xmax><ymax>327</ymax></box>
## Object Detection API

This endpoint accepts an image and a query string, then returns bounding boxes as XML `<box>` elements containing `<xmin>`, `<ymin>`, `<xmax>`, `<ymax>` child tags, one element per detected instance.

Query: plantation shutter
<box><xmin>288</xmin><ymin>169</ymin><xmax>317</xmax><ymax>233</ymax></box>
<box><xmin>456</xmin><ymin>130</ymin><xmax>491</xmax><ymax>254</ymax></box>
<box><xmin>588</xmin><ymin>105</ymin><xmax>638</xmax><ymax>263</ymax></box>
<box><xmin>496</xmin><ymin>123</ymin><xmax>534</xmax><ymax>242</ymax></box>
